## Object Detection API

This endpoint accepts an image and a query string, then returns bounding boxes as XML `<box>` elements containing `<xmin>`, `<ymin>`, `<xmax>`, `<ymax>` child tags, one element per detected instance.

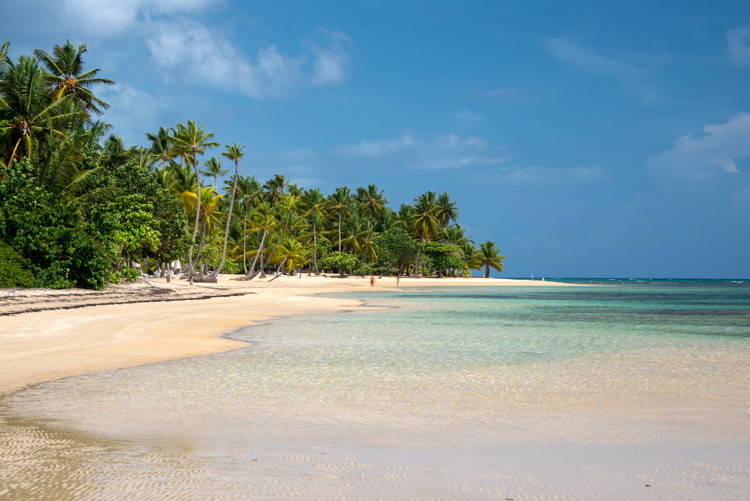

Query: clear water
<box><xmin>2</xmin><ymin>283</ymin><xmax>750</xmax><ymax>500</ymax></box>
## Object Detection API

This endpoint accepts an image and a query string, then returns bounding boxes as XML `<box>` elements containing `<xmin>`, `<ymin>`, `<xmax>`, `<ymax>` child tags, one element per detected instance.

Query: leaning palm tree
<box><xmin>1</xmin><ymin>56</ymin><xmax>82</xmax><ymax>166</ymax></box>
<box><xmin>171</xmin><ymin>121</ymin><xmax>219</xmax><ymax>276</ymax></box>
<box><xmin>211</xmin><ymin>143</ymin><xmax>244</xmax><ymax>277</ymax></box>
<box><xmin>34</xmin><ymin>40</ymin><xmax>115</xmax><ymax>117</ymax></box>
<box><xmin>479</xmin><ymin>241</ymin><xmax>506</xmax><ymax>278</ymax></box>
<box><xmin>246</xmin><ymin>202</ymin><xmax>277</xmax><ymax>278</ymax></box>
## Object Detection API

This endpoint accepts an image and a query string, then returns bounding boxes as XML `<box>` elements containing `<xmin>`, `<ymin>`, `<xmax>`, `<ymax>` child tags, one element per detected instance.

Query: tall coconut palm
<box><xmin>34</xmin><ymin>40</ymin><xmax>115</xmax><ymax>117</ymax></box>
<box><xmin>212</xmin><ymin>143</ymin><xmax>244</xmax><ymax>277</ymax></box>
<box><xmin>171</xmin><ymin>121</ymin><xmax>218</xmax><ymax>276</ymax></box>
<box><xmin>479</xmin><ymin>241</ymin><xmax>506</xmax><ymax>278</ymax></box>
<box><xmin>435</xmin><ymin>192</ymin><xmax>459</xmax><ymax>227</ymax></box>
<box><xmin>230</xmin><ymin>175</ymin><xmax>261</xmax><ymax>273</ymax></box>
<box><xmin>302</xmin><ymin>188</ymin><xmax>326</xmax><ymax>274</ymax></box>
<box><xmin>355</xmin><ymin>184</ymin><xmax>388</xmax><ymax>221</ymax></box>
<box><xmin>201</xmin><ymin>157</ymin><xmax>227</xmax><ymax>189</ymax></box>
<box><xmin>326</xmin><ymin>186</ymin><xmax>352</xmax><ymax>252</ymax></box>
<box><xmin>263</xmin><ymin>173</ymin><xmax>286</xmax><ymax>204</ymax></box>
<box><xmin>410</xmin><ymin>191</ymin><xmax>439</xmax><ymax>275</ymax></box>
<box><xmin>145</xmin><ymin>126</ymin><xmax>173</xmax><ymax>171</ymax></box>
<box><xmin>1</xmin><ymin>56</ymin><xmax>82</xmax><ymax>166</ymax></box>
<box><xmin>181</xmin><ymin>186</ymin><xmax>224</xmax><ymax>274</ymax></box>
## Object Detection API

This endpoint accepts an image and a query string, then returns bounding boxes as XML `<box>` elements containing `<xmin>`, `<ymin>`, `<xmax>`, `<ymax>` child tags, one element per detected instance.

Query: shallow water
<box><xmin>2</xmin><ymin>284</ymin><xmax>750</xmax><ymax>500</ymax></box>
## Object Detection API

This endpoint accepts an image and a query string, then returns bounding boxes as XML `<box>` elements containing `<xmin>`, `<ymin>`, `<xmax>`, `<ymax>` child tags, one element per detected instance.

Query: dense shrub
<box><xmin>0</xmin><ymin>241</ymin><xmax>38</xmax><ymax>288</ymax></box>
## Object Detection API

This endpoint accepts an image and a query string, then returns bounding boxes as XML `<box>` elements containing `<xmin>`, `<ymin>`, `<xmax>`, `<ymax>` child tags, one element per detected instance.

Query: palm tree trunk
<box><xmin>187</xmin><ymin>153</ymin><xmax>201</xmax><ymax>275</ymax></box>
<box><xmin>338</xmin><ymin>213</ymin><xmax>342</xmax><ymax>252</ymax></box>
<box><xmin>412</xmin><ymin>237</ymin><xmax>424</xmax><ymax>277</ymax></box>
<box><xmin>246</xmin><ymin>229</ymin><xmax>266</xmax><ymax>279</ymax></box>
<box><xmin>312</xmin><ymin>219</ymin><xmax>318</xmax><ymax>275</ymax></box>
<box><xmin>242</xmin><ymin>200</ymin><xmax>248</xmax><ymax>274</ymax></box>
<box><xmin>213</xmin><ymin>161</ymin><xmax>239</xmax><ymax>278</ymax></box>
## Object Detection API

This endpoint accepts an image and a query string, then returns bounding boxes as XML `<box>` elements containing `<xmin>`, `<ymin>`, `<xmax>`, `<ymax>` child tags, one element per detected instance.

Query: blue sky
<box><xmin>5</xmin><ymin>0</ymin><xmax>750</xmax><ymax>278</ymax></box>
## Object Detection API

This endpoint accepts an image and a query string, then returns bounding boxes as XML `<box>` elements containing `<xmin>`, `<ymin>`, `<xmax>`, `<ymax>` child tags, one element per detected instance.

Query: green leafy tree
<box><xmin>375</xmin><ymin>227</ymin><xmax>417</xmax><ymax>275</ymax></box>
<box><xmin>321</xmin><ymin>251</ymin><xmax>357</xmax><ymax>277</ymax></box>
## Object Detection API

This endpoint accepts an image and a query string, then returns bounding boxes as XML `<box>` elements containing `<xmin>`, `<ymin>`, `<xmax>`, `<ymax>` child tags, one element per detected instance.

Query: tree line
<box><xmin>0</xmin><ymin>40</ymin><xmax>505</xmax><ymax>289</ymax></box>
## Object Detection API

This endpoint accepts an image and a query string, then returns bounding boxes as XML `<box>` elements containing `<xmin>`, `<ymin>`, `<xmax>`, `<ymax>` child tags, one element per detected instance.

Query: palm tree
<box><xmin>230</xmin><ymin>175</ymin><xmax>261</xmax><ymax>273</ymax></box>
<box><xmin>326</xmin><ymin>186</ymin><xmax>352</xmax><ymax>252</ymax></box>
<box><xmin>212</xmin><ymin>143</ymin><xmax>244</xmax><ymax>277</ymax></box>
<box><xmin>479</xmin><ymin>241</ymin><xmax>506</xmax><ymax>278</ymax></box>
<box><xmin>247</xmin><ymin>202</ymin><xmax>277</xmax><ymax>278</ymax></box>
<box><xmin>171</xmin><ymin>121</ymin><xmax>218</xmax><ymax>276</ymax></box>
<box><xmin>34</xmin><ymin>40</ymin><xmax>115</xmax><ymax>117</ymax></box>
<box><xmin>302</xmin><ymin>188</ymin><xmax>327</xmax><ymax>274</ymax></box>
<box><xmin>1</xmin><ymin>56</ymin><xmax>82</xmax><ymax>166</ymax></box>
<box><xmin>435</xmin><ymin>192</ymin><xmax>459</xmax><ymax>227</ymax></box>
<box><xmin>273</xmin><ymin>238</ymin><xmax>309</xmax><ymax>275</ymax></box>
<box><xmin>356</xmin><ymin>184</ymin><xmax>388</xmax><ymax>221</ymax></box>
<box><xmin>181</xmin><ymin>186</ymin><xmax>224</xmax><ymax>275</ymax></box>
<box><xmin>201</xmin><ymin>157</ymin><xmax>227</xmax><ymax>189</ymax></box>
<box><xmin>145</xmin><ymin>126</ymin><xmax>173</xmax><ymax>171</ymax></box>
<box><xmin>263</xmin><ymin>173</ymin><xmax>286</xmax><ymax>204</ymax></box>
<box><xmin>410</xmin><ymin>191</ymin><xmax>439</xmax><ymax>275</ymax></box>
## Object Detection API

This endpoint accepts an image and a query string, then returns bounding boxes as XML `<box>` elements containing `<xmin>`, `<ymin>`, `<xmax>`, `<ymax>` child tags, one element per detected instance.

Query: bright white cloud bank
<box><xmin>648</xmin><ymin>113</ymin><xmax>750</xmax><ymax>180</ymax></box>
<box><xmin>147</xmin><ymin>22</ymin><xmax>351</xmax><ymax>98</ymax></box>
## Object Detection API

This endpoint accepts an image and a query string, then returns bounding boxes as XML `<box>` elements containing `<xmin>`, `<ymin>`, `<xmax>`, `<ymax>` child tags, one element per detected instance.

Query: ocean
<box><xmin>2</xmin><ymin>281</ymin><xmax>749</xmax><ymax>500</ymax></box>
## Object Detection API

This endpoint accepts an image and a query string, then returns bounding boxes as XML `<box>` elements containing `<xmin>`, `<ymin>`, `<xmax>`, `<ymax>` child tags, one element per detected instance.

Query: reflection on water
<box><xmin>2</xmin><ymin>285</ymin><xmax>750</xmax><ymax>500</ymax></box>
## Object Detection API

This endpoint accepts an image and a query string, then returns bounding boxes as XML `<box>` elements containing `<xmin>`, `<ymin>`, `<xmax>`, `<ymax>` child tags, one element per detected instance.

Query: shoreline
<box><xmin>0</xmin><ymin>275</ymin><xmax>565</xmax><ymax>395</ymax></box>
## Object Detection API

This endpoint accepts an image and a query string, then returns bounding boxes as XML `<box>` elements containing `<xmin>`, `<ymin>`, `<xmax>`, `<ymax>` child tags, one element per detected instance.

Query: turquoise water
<box><xmin>2</xmin><ymin>283</ymin><xmax>750</xmax><ymax>500</ymax></box>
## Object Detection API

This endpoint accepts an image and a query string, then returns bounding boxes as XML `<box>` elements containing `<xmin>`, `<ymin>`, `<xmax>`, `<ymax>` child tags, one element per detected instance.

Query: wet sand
<box><xmin>0</xmin><ymin>275</ymin><xmax>557</xmax><ymax>395</ymax></box>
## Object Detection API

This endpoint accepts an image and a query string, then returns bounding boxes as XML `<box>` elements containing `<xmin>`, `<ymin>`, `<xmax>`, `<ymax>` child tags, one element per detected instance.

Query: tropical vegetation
<box><xmin>0</xmin><ymin>40</ymin><xmax>505</xmax><ymax>289</ymax></box>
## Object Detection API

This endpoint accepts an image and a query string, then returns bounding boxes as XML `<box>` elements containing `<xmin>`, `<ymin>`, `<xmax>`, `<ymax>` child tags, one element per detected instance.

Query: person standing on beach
<box><xmin>370</xmin><ymin>275</ymin><xmax>376</xmax><ymax>287</ymax></box>
<box><xmin>396</xmin><ymin>276</ymin><xmax>400</xmax><ymax>287</ymax></box>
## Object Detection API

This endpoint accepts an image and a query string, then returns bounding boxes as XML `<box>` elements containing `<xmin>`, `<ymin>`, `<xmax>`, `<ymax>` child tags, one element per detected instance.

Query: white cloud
<box><xmin>55</xmin><ymin>0</ymin><xmax>222</xmax><ymax>37</ymax></box>
<box><xmin>542</xmin><ymin>38</ymin><xmax>659</xmax><ymax>104</ymax></box>
<box><xmin>146</xmin><ymin>20</ymin><xmax>350</xmax><ymax>98</ymax></box>
<box><xmin>648</xmin><ymin>113</ymin><xmax>750</xmax><ymax>181</ymax></box>
<box><xmin>307</xmin><ymin>28</ymin><xmax>352</xmax><ymax>86</ymax></box>
<box><xmin>727</xmin><ymin>25</ymin><xmax>750</xmax><ymax>64</ymax></box>
<box><xmin>333</xmin><ymin>131</ymin><xmax>508</xmax><ymax>170</ymax></box>
<box><xmin>489</xmin><ymin>165</ymin><xmax>605</xmax><ymax>185</ymax></box>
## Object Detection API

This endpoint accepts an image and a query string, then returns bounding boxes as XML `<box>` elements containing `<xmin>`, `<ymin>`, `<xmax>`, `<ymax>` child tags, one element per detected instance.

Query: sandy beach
<box><xmin>0</xmin><ymin>275</ymin><xmax>556</xmax><ymax>395</ymax></box>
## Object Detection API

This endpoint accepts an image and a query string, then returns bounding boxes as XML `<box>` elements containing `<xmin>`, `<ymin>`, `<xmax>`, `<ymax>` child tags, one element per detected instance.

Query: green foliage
<box><xmin>121</xmin><ymin>267</ymin><xmax>140</xmax><ymax>283</ymax></box>
<box><xmin>320</xmin><ymin>251</ymin><xmax>357</xmax><ymax>276</ymax></box>
<box><xmin>221</xmin><ymin>256</ymin><xmax>242</xmax><ymax>274</ymax></box>
<box><xmin>423</xmin><ymin>241</ymin><xmax>464</xmax><ymax>276</ymax></box>
<box><xmin>375</xmin><ymin>227</ymin><xmax>417</xmax><ymax>273</ymax></box>
<box><xmin>316</xmin><ymin>235</ymin><xmax>332</xmax><ymax>258</ymax></box>
<box><xmin>0</xmin><ymin>240</ymin><xmax>38</xmax><ymax>288</ymax></box>
<box><xmin>353</xmin><ymin>263</ymin><xmax>376</xmax><ymax>276</ymax></box>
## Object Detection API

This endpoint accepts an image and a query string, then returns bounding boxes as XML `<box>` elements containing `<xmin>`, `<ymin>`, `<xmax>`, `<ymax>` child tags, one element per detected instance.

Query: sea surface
<box><xmin>2</xmin><ymin>281</ymin><xmax>750</xmax><ymax>500</ymax></box>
